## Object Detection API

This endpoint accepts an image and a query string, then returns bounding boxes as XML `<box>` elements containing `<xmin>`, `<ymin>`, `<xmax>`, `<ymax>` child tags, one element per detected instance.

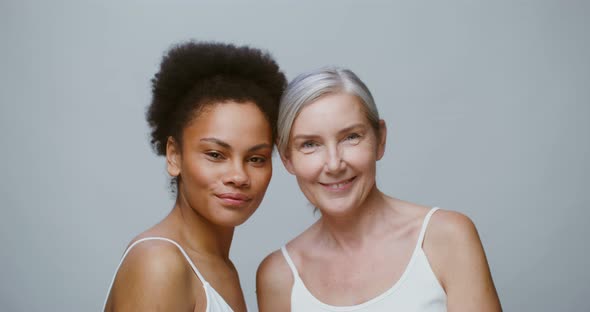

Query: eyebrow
<box><xmin>337</xmin><ymin>123</ymin><xmax>366</xmax><ymax>135</ymax></box>
<box><xmin>200</xmin><ymin>138</ymin><xmax>272</xmax><ymax>152</ymax></box>
<box><xmin>292</xmin><ymin>123</ymin><xmax>367</xmax><ymax>140</ymax></box>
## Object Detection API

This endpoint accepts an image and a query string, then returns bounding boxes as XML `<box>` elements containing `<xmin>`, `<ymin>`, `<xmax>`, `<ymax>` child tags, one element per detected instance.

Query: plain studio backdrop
<box><xmin>1</xmin><ymin>1</ymin><xmax>588</xmax><ymax>311</ymax></box>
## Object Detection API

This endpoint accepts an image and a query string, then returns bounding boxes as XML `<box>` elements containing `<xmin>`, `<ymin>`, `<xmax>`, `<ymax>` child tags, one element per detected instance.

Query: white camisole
<box><xmin>281</xmin><ymin>207</ymin><xmax>447</xmax><ymax>312</ymax></box>
<box><xmin>103</xmin><ymin>237</ymin><xmax>235</xmax><ymax>312</ymax></box>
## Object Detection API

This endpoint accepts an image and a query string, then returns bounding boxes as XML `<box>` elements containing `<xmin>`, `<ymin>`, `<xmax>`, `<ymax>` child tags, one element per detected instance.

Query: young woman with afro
<box><xmin>103</xmin><ymin>41</ymin><xmax>286</xmax><ymax>312</ymax></box>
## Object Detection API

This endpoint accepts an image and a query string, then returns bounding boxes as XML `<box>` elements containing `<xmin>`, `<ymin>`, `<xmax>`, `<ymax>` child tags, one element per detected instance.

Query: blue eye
<box><xmin>346</xmin><ymin>133</ymin><xmax>361</xmax><ymax>140</ymax></box>
<box><xmin>344</xmin><ymin>133</ymin><xmax>361</xmax><ymax>144</ymax></box>
<box><xmin>298</xmin><ymin>140</ymin><xmax>319</xmax><ymax>154</ymax></box>
<box><xmin>301</xmin><ymin>141</ymin><xmax>318</xmax><ymax>149</ymax></box>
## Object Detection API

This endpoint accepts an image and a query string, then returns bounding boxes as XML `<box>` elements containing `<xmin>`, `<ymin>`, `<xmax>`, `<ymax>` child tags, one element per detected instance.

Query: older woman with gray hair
<box><xmin>256</xmin><ymin>67</ymin><xmax>501</xmax><ymax>311</ymax></box>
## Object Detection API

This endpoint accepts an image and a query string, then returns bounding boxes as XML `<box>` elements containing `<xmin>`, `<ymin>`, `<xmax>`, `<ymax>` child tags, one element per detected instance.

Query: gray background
<box><xmin>1</xmin><ymin>1</ymin><xmax>588</xmax><ymax>311</ymax></box>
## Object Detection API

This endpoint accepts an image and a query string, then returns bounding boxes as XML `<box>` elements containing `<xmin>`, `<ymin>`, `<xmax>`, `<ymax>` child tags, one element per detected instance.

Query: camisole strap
<box><xmin>102</xmin><ymin>237</ymin><xmax>209</xmax><ymax>310</ymax></box>
<box><xmin>416</xmin><ymin>207</ymin><xmax>440</xmax><ymax>248</ymax></box>
<box><xmin>280</xmin><ymin>246</ymin><xmax>300</xmax><ymax>280</ymax></box>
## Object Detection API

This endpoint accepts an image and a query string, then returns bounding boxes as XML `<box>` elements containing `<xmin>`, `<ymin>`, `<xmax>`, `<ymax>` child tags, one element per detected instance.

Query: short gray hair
<box><xmin>277</xmin><ymin>67</ymin><xmax>380</xmax><ymax>154</ymax></box>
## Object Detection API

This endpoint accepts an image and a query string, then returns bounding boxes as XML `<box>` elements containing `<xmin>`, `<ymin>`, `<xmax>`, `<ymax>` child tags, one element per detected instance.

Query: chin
<box><xmin>210</xmin><ymin>215</ymin><xmax>248</xmax><ymax>228</ymax></box>
<box><xmin>212</xmin><ymin>207</ymin><xmax>257</xmax><ymax>227</ymax></box>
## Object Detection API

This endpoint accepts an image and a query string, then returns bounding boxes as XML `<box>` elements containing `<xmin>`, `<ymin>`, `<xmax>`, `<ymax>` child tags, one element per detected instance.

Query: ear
<box><xmin>166</xmin><ymin>137</ymin><xmax>181</xmax><ymax>177</ymax></box>
<box><xmin>376</xmin><ymin>119</ymin><xmax>387</xmax><ymax>160</ymax></box>
<box><xmin>279</xmin><ymin>150</ymin><xmax>296</xmax><ymax>175</ymax></box>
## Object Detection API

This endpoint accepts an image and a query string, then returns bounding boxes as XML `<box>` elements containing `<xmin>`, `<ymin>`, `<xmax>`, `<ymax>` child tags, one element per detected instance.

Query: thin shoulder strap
<box><xmin>136</xmin><ymin>237</ymin><xmax>207</xmax><ymax>281</ymax></box>
<box><xmin>102</xmin><ymin>237</ymin><xmax>208</xmax><ymax>310</ymax></box>
<box><xmin>417</xmin><ymin>207</ymin><xmax>440</xmax><ymax>248</ymax></box>
<box><xmin>280</xmin><ymin>246</ymin><xmax>300</xmax><ymax>280</ymax></box>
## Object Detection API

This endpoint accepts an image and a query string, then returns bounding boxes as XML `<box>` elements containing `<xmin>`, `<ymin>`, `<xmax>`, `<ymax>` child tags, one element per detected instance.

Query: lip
<box><xmin>319</xmin><ymin>177</ymin><xmax>356</xmax><ymax>192</ymax></box>
<box><xmin>216</xmin><ymin>193</ymin><xmax>252</xmax><ymax>207</ymax></box>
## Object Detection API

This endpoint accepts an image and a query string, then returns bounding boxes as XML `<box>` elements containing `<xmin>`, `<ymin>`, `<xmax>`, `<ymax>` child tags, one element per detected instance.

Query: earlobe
<box><xmin>166</xmin><ymin>137</ymin><xmax>181</xmax><ymax>177</ymax></box>
<box><xmin>377</xmin><ymin>120</ymin><xmax>387</xmax><ymax>160</ymax></box>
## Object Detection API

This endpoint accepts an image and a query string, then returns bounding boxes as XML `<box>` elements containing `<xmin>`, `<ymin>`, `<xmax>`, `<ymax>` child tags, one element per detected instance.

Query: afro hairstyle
<box><xmin>146</xmin><ymin>41</ymin><xmax>287</xmax><ymax>156</ymax></box>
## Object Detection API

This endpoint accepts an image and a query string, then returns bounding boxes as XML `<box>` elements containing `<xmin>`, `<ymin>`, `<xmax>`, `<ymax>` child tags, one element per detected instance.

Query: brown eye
<box><xmin>206</xmin><ymin>151</ymin><xmax>224</xmax><ymax>160</ymax></box>
<box><xmin>249</xmin><ymin>156</ymin><xmax>267</xmax><ymax>164</ymax></box>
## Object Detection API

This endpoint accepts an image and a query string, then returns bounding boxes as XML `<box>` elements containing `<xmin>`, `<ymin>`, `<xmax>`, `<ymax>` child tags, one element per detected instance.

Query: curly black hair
<box><xmin>146</xmin><ymin>41</ymin><xmax>287</xmax><ymax>156</ymax></box>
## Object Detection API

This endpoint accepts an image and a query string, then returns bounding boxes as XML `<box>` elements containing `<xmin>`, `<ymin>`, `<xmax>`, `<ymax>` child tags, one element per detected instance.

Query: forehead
<box><xmin>291</xmin><ymin>93</ymin><xmax>367</xmax><ymax>134</ymax></box>
<box><xmin>185</xmin><ymin>101</ymin><xmax>272</xmax><ymax>144</ymax></box>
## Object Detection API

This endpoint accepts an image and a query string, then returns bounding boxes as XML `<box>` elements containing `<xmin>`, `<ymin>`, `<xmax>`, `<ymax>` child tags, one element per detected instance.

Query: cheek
<box><xmin>349</xmin><ymin>149</ymin><xmax>376</xmax><ymax>168</ymax></box>
<box><xmin>345</xmin><ymin>141</ymin><xmax>379</xmax><ymax>165</ymax></box>
<box><xmin>291</xmin><ymin>154</ymin><xmax>323</xmax><ymax>181</ymax></box>
<box><xmin>250</xmin><ymin>166</ymin><xmax>273</xmax><ymax>190</ymax></box>
<box><xmin>184</xmin><ymin>158</ymin><xmax>219</xmax><ymax>186</ymax></box>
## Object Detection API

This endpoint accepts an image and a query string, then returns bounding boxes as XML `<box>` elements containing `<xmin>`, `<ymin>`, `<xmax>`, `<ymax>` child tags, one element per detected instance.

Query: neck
<box><xmin>317</xmin><ymin>186</ymin><xmax>391</xmax><ymax>251</ymax></box>
<box><xmin>170</xmin><ymin>192</ymin><xmax>235</xmax><ymax>260</ymax></box>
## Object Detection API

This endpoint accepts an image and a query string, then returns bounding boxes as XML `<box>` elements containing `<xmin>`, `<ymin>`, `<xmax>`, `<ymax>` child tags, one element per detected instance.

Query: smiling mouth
<box><xmin>320</xmin><ymin>177</ymin><xmax>356</xmax><ymax>190</ymax></box>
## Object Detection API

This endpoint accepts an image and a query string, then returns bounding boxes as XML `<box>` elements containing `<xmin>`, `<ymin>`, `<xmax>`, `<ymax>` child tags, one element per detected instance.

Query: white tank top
<box><xmin>103</xmin><ymin>237</ymin><xmax>235</xmax><ymax>312</ymax></box>
<box><xmin>281</xmin><ymin>207</ymin><xmax>447</xmax><ymax>312</ymax></box>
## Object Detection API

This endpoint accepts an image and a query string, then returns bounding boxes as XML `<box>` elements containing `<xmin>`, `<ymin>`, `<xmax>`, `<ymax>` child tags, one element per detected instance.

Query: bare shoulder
<box><xmin>257</xmin><ymin>248</ymin><xmax>294</xmax><ymax>289</ymax></box>
<box><xmin>424</xmin><ymin>209</ymin><xmax>482</xmax><ymax>268</ymax></box>
<box><xmin>122</xmin><ymin>238</ymin><xmax>193</xmax><ymax>280</ymax></box>
<box><xmin>256</xmin><ymin>223</ymin><xmax>322</xmax><ymax>311</ymax></box>
<box><xmin>106</xmin><ymin>239</ymin><xmax>197</xmax><ymax>311</ymax></box>
<box><xmin>427</xmin><ymin>209</ymin><xmax>479</xmax><ymax>244</ymax></box>
<box><xmin>424</xmin><ymin>209</ymin><xmax>502</xmax><ymax>311</ymax></box>
<box><xmin>256</xmin><ymin>248</ymin><xmax>294</xmax><ymax>311</ymax></box>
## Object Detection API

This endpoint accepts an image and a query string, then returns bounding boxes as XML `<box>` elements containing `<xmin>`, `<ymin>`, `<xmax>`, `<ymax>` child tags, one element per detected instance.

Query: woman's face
<box><xmin>167</xmin><ymin>101</ymin><xmax>273</xmax><ymax>227</ymax></box>
<box><xmin>282</xmin><ymin>93</ymin><xmax>386</xmax><ymax>216</ymax></box>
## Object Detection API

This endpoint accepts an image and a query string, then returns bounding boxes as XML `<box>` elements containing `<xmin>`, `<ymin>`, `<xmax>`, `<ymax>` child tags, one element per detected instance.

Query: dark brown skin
<box><xmin>105</xmin><ymin>102</ymin><xmax>274</xmax><ymax>312</ymax></box>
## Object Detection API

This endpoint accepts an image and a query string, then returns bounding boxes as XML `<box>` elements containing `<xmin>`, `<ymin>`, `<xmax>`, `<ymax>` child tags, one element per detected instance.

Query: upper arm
<box><xmin>256</xmin><ymin>250</ymin><xmax>293</xmax><ymax>312</ymax></box>
<box><xmin>424</xmin><ymin>210</ymin><xmax>502</xmax><ymax>312</ymax></box>
<box><xmin>105</xmin><ymin>241</ymin><xmax>197</xmax><ymax>312</ymax></box>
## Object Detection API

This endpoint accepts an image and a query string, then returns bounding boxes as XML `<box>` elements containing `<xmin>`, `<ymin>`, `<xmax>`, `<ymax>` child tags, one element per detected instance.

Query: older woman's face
<box><xmin>282</xmin><ymin>93</ymin><xmax>385</xmax><ymax>216</ymax></box>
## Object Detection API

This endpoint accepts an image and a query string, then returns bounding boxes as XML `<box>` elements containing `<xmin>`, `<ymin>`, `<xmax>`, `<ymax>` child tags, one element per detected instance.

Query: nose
<box><xmin>324</xmin><ymin>144</ymin><xmax>346</xmax><ymax>173</ymax></box>
<box><xmin>223</xmin><ymin>161</ymin><xmax>250</xmax><ymax>187</ymax></box>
